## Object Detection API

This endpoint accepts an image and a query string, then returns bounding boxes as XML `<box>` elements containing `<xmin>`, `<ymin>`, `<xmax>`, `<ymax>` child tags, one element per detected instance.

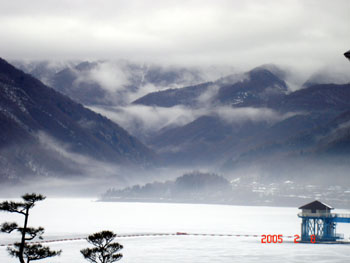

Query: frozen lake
<box><xmin>1</xmin><ymin>198</ymin><xmax>350</xmax><ymax>263</ymax></box>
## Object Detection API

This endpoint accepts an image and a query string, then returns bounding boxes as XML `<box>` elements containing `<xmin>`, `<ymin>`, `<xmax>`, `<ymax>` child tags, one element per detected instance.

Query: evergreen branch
<box><xmin>81</xmin><ymin>231</ymin><xmax>123</xmax><ymax>263</ymax></box>
<box><xmin>1</xmin><ymin>222</ymin><xmax>19</xmax><ymax>233</ymax></box>
<box><xmin>24</xmin><ymin>227</ymin><xmax>45</xmax><ymax>241</ymax></box>
<box><xmin>22</xmin><ymin>193</ymin><xmax>46</xmax><ymax>209</ymax></box>
<box><xmin>7</xmin><ymin>243</ymin><xmax>21</xmax><ymax>258</ymax></box>
<box><xmin>23</xmin><ymin>244</ymin><xmax>61</xmax><ymax>261</ymax></box>
<box><xmin>8</xmin><ymin>243</ymin><xmax>61</xmax><ymax>262</ymax></box>
<box><xmin>0</xmin><ymin>201</ymin><xmax>26</xmax><ymax>215</ymax></box>
<box><xmin>81</xmin><ymin>248</ymin><xmax>99</xmax><ymax>263</ymax></box>
<box><xmin>87</xmin><ymin>231</ymin><xmax>117</xmax><ymax>248</ymax></box>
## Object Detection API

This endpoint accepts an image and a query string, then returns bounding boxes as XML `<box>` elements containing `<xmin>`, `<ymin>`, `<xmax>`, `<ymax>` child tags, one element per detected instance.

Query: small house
<box><xmin>299</xmin><ymin>200</ymin><xmax>333</xmax><ymax>216</ymax></box>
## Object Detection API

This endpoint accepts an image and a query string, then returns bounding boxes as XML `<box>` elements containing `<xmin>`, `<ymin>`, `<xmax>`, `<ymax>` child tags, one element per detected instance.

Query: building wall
<box><xmin>301</xmin><ymin>208</ymin><xmax>331</xmax><ymax>215</ymax></box>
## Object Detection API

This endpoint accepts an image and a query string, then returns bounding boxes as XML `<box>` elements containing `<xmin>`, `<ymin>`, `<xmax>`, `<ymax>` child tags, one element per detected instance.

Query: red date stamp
<box><xmin>261</xmin><ymin>234</ymin><xmax>316</xmax><ymax>243</ymax></box>
<box><xmin>261</xmin><ymin>234</ymin><xmax>284</xmax><ymax>243</ymax></box>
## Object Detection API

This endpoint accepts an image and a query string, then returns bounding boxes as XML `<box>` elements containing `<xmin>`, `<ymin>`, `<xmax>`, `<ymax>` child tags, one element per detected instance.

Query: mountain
<box><xmin>133</xmin><ymin>82</ymin><xmax>213</xmax><ymax>107</ymax></box>
<box><xmin>146</xmin><ymin>79</ymin><xmax>350</xmax><ymax>173</ymax></box>
<box><xmin>215</xmin><ymin>67</ymin><xmax>287</xmax><ymax>107</ymax></box>
<box><xmin>220</xmin><ymin>108</ymin><xmax>350</xmax><ymax>179</ymax></box>
<box><xmin>12</xmin><ymin>60</ymin><xmax>111</xmax><ymax>105</ymax></box>
<box><xmin>14</xmin><ymin>60</ymin><xmax>205</xmax><ymax>106</ymax></box>
<box><xmin>147</xmin><ymin>115</ymin><xmax>269</xmax><ymax>165</ymax></box>
<box><xmin>141</xmin><ymin>64</ymin><xmax>203</xmax><ymax>87</ymax></box>
<box><xmin>139</xmin><ymin>67</ymin><xmax>291</xmax><ymax>165</ymax></box>
<box><xmin>7</xmin><ymin>58</ymin><xmax>350</xmax><ymax>185</ymax></box>
<box><xmin>133</xmin><ymin>67</ymin><xmax>288</xmax><ymax>108</ymax></box>
<box><xmin>272</xmin><ymin>83</ymin><xmax>350</xmax><ymax>112</ymax></box>
<box><xmin>51</xmin><ymin>61</ymin><xmax>111</xmax><ymax>105</ymax></box>
<box><xmin>304</xmin><ymin>110</ymin><xmax>350</xmax><ymax>155</ymax></box>
<box><xmin>11</xmin><ymin>60</ymin><xmax>72</xmax><ymax>86</ymax></box>
<box><xmin>0</xmin><ymin>58</ymin><xmax>154</xmax><ymax>182</ymax></box>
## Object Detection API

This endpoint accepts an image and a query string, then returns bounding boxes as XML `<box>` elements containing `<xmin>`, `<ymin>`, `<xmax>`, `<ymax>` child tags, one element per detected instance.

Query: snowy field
<box><xmin>1</xmin><ymin>198</ymin><xmax>350</xmax><ymax>263</ymax></box>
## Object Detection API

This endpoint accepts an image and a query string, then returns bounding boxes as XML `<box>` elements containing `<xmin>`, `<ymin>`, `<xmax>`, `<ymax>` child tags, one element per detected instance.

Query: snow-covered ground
<box><xmin>1</xmin><ymin>198</ymin><xmax>350</xmax><ymax>263</ymax></box>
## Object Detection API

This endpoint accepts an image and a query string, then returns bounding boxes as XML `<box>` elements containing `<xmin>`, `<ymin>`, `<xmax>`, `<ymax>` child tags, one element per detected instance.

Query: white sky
<box><xmin>0</xmin><ymin>0</ymin><xmax>349</xmax><ymax>72</ymax></box>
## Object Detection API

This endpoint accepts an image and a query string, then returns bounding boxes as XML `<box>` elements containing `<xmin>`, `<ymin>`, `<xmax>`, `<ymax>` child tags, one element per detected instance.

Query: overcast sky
<box><xmin>1</xmin><ymin>0</ymin><xmax>349</xmax><ymax>72</ymax></box>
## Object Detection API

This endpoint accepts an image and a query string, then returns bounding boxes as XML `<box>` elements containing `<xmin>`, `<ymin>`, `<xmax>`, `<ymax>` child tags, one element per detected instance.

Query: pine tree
<box><xmin>81</xmin><ymin>230</ymin><xmax>123</xmax><ymax>263</ymax></box>
<box><xmin>0</xmin><ymin>193</ymin><xmax>61</xmax><ymax>263</ymax></box>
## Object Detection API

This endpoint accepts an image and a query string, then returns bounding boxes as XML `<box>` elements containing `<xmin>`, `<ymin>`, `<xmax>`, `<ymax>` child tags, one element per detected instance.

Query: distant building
<box><xmin>299</xmin><ymin>200</ymin><xmax>333</xmax><ymax>215</ymax></box>
<box><xmin>298</xmin><ymin>200</ymin><xmax>350</xmax><ymax>242</ymax></box>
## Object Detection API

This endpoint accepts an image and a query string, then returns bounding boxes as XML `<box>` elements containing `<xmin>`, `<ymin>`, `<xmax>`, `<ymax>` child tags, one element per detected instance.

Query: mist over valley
<box><xmin>1</xmin><ymin>57</ymin><xmax>350</xmax><ymax>208</ymax></box>
<box><xmin>2</xmin><ymin>2</ymin><xmax>350</xmax><ymax>263</ymax></box>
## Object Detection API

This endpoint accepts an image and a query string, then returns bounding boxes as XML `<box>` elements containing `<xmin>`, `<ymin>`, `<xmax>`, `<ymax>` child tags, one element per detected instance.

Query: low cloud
<box><xmin>33</xmin><ymin>131</ymin><xmax>157</xmax><ymax>194</ymax></box>
<box><xmin>315</xmin><ymin>120</ymin><xmax>350</xmax><ymax>145</ymax></box>
<box><xmin>126</xmin><ymin>83</ymin><xmax>161</xmax><ymax>103</ymax></box>
<box><xmin>86</xmin><ymin>61</ymin><xmax>132</xmax><ymax>93</ymax></box>
<box><xmin>37</xmin><ymin>131</ymin><xmax>122</xmax><ymax>177</ymax></box>
<box><xmin>71</xmin><ymin>61</ymin><xmax>134</xmax><ymax>101</ymax></box>
<box><xmin>69</xmin><ymin>61</ymin><xmax>221</xmax><ymax>105</ymax></box>
<box><xmin>195</xmin><ymin>85</ymin><xmax>220</xmax><ymax>105</ymax></box>
<box><xmin>211</xmin><ymin>106</ymin><xmax>300</xmax><ymax>126</ymax></box>
<box><xmin>305</xmin><ymin>64</ymin><xmax>350</xmax><ymax>86</ymax></box>
<box><xmin>212</xmin><ymin>106</ymin><xmax>284</xmax><ymax>124</ymax></box>
<box><xmin>89</xmin><ymin>105</ymin><xmax>205</xmax><ymax>138</ymax></box>
<box><xmin>2</xmin><ymin>0</ymin><xmax>349</xmax><ymax>77</ymax></box>
<box><xmin>89</xmin><ymin>102</ymin><xmax>298</xmax><ymax>141</ymax></box>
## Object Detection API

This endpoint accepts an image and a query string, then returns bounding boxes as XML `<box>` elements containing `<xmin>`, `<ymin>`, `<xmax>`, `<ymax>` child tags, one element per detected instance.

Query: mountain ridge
<box><xmin>133</xmin><ymin>67</ymin><xmax>288</xmax><ymax>108</ymax></box>
<box><xmin>0</xmin><ymin>58</ymin><xmax>154</xmax><ymax>181</ymax></box>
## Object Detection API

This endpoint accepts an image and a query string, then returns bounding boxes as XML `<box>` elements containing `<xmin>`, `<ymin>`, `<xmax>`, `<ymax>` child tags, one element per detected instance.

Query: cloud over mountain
<box><xmin>1</xmin><ymin>0</ymin><xmax>349</xmax><ymax>75</ymax></box>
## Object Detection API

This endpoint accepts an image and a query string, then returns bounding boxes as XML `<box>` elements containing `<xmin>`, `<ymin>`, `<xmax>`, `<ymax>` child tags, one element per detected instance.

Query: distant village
<box><xmin>101</xmin><ymin>171</ymin><xmax>350</xmax><ymax>208</ymax></box>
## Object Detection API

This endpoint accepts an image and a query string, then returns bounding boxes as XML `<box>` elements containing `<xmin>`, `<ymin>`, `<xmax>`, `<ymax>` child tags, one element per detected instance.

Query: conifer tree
<box><xmin>81</xmin><ymin>230</ymin><xmax>123</xmax><ymax>263</ymax></box>
<box><xmin>0</xmin><ymin>193</ymin><xmax>61</xmax><ymax>263</ymax></box>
